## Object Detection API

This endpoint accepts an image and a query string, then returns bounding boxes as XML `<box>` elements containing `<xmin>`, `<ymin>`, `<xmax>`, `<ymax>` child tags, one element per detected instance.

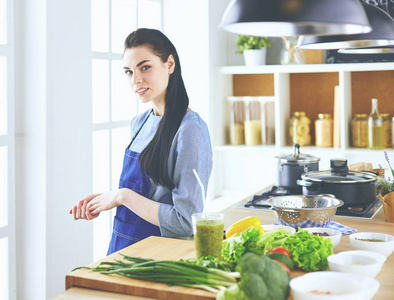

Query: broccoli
<box><xmin>216</xmin><ymin>253</ymin><xmax>290</xmax><ymax>300</ymax></box>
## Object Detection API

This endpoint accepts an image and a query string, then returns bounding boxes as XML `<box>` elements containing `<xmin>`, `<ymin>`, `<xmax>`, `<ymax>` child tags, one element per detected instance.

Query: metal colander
<box><xmin>264</xmin><ymin>194</ymin><xmax>344</xmax><ymax>229</ymax></box>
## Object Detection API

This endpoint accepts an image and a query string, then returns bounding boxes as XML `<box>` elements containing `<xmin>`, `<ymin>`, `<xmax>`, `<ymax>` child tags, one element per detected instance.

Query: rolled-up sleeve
<box><xmin>158</xmin><ymin>116</ymin><xmax>213</xmax><ymax>237</ymax></box>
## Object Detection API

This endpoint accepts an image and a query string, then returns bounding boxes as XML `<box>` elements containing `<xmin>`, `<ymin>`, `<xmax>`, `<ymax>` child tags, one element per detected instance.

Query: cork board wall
<box><xmin>233</xmin><ymin>74</ymin><xmax>274</xmax><ymax>96</ymax></box>
<box><xmin>351</xmin><ymin>71</ymin><xmax>394</xmax><ymax>116</ymax></box>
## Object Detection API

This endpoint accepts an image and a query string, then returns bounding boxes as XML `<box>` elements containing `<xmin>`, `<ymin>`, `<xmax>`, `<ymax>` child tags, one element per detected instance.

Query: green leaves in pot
<box><xmin>236</xmin><ymin>35</ymin><xmax>272</xmax><ymax>54</ymax></box>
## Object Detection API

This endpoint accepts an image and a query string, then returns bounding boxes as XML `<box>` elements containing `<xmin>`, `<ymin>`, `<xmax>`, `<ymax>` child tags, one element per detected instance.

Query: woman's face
<box><xmin>123</xmin><ymin>46</ymin><xmax>175</xmax><ymax>115</ymax></box>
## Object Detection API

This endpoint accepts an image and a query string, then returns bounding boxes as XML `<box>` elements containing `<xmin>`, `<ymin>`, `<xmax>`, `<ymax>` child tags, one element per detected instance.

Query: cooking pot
<box><xmin>297</xmin><ymin>158</ymin><xmax>378</xmax><ymax>207</ymax></box>
<box><xmin>275</xmin><ymin>144</ymin><xmax>320</xmax><ymax>192</ymax></box>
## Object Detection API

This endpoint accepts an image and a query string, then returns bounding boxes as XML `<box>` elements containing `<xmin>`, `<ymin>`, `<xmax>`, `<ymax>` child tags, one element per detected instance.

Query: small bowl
<box><xmin>261</xmin><ymin>224</ymin><xmax>296</xmax><ymax>234</ymax></box>
<box><xmin>290</xmin><ymin>271</ymin><xmax>380</xmax><ymax>300</ymax></box>
<box><xmin>328</xmin><ymin>250</ymin><xmax>386</xmax><ymax>278</ymax></box>
<box><xmin>304</xmin><ymin>227</ymin><xmax>341</xmax><ymax>249</ymax></box>
<box><xmin>349</xmin><ymin>232</ymin><xmax>394</xmax><ymax>257</ymax></box>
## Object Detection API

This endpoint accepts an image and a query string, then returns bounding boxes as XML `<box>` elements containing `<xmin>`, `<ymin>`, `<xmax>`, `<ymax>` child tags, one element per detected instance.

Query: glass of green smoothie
<box><xmin>192</xmin><ymin>212</ymin><xmax>224</xmax><ymax>258</ymax></box>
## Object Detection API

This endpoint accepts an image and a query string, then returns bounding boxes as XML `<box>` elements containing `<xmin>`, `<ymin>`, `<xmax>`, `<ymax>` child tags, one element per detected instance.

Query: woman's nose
<box><xmin>131</xmin><ymin>73</ymin><xmax>142</xmax><ymax>85</ymax></box>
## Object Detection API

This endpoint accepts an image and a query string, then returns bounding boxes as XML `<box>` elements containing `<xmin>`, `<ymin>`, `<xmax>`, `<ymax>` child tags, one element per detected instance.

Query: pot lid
<box><xmin>275</xmin><ymin>144</ymin><xmax>320</xmax><ymax>164</ymax></box>
<box><xmin>301</xmin><ymin>170</ymin><xmax>377</xmax><ymax>183</ymax></box>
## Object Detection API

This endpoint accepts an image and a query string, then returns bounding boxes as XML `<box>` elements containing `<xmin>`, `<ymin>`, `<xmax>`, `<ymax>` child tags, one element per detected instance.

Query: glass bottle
<box><xmin>351</xmin><ymin>114</ymin><xmax>368</xmax><ymax>148</ymax></box>
<box><xmin>381</xmin><ymin>113</ymin><xmax>392</xmax><ymax>148</ymax></box>
<box><xmin>289</xmin><ymin>112</ymin><xmax>311</xmax><ymax>146</ymax></box>
<box><xmin>368</xmin><ymin>98</ymin><xmax>384</xmax><ymax>149</ymax></box>
<box><xmin>315</xmin><ymin>113</ymin><xmax>333</xmax><ymax>147</ymax></box>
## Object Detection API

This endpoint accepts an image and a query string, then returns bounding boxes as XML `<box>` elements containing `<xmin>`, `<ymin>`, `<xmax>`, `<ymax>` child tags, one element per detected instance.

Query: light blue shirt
<box><xmin>129</xmin><ymin>109</ymin><xmax>213</xmax><ymax>237</ymax></box>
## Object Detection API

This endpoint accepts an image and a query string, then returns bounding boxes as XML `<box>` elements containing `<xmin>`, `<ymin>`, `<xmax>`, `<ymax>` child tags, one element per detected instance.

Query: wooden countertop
<box><xmin>60</xmin><ymin>189</ymin><xmax>394</xmax><ymax>300</ymax></box>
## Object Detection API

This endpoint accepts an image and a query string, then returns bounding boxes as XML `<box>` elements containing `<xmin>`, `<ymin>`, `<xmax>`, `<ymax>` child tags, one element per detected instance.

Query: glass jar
<box><xmin>351</xmin><ymin>114</ymin><xmax>368</xmax><ymax>148</ymax></box>
<box><xmin>315</xmin><ymin>113</ymin><xmax>333</xmax><ymax>147</ymax></box>
<box><xmin>244</xmin><ymin>97</ymin><xmax>262</xmax><ymax>146</ymax></box>
<box><xmin>381</xmin><ymin>113</ymin><xmax>392</xmax><ymax>148</ymax></box>
<box><xmin>289</xmin><ymin>111</ymin><xmax>311</xmax><ymax>146</ymax></box>
<box><xmin>368</xmin><ymin>98</ymin><xmax>384</xmax><ymax>149</ymax></box>
<box><xmin>228</xmin><ymin>96</ymin><xmax>245</xmax><ymax>145</ymax></box>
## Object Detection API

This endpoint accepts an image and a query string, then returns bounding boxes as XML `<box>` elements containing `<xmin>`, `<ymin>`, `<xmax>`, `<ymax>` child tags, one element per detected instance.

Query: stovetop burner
<box><xmin>243</xmin><ymin>186</ymin><xmax>382</xmax><ymax>219</ymax></box>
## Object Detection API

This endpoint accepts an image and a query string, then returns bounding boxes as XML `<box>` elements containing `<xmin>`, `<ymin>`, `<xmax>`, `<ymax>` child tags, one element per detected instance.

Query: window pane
<box><xmin>0</xmin><ymin>147</ymin><xmax>7</xmax><ymax>227</ymax></box>
<box><xmin>138</xmin><ymin>0</ymin><xmax>161</xmax><ymax>29</ymax></box>
<box><xmin>0</xmin><ymin>57</ymin><xmax>6</xmax><ymax>135</ymax></box>
<box><xmin>111</xmin><ymin>0</ymin><xmax>137</xmax><ymax>54</ymax></box>
<box><xmin>0</xmin><ymin>0</ymin><xmax>6</xmax><ymax>45</ymax></box>
<box><xmin>91</xmin><ymin>0</ymin><xmax>109</xmax><ymax>52</ymax></box>
<box><xmin>111</xmin><ymin>60</ymin><xmax>136</xmax><ymax>121</ymax></box>
<box><xmin>92</xmin><ymin>130</ymin><xmax>110</xmax><ymax>193</ymax></box>
<box><xmin>111</xmin><ymin>127</ymin><xmax>130</xmax><ymax>190</ymax></box>
<box><xmin>0</xmin><ymin>238</ymin><xmax>8</xmax><ymax>300</ymax></box>
<box><xmin>92</xmin><ymin>59</ymin><xmax>109</xmax><ymax>124</ymax></box>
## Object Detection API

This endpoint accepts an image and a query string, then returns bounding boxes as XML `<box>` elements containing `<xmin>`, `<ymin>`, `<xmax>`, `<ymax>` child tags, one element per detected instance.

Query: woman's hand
<box><xmin>69</xmin><ymin>193</ymin><xmax>101</xmax><ymax>220</ymax></box>
<box><xmin>86</xmin><ymin>190</ymin><xmax>125</xmax><ymax>217</ymax></box>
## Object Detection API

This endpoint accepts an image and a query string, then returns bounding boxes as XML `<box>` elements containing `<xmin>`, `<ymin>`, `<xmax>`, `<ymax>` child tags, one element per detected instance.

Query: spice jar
<box><xmin>351</xmin><ymin>114</ymin><xmax>368</xmax><ymax>148</ymax></box>
<box><xmin>228</xmin><ymin>96</ymin><xmax>245</xmax><ymax>145</ymax></box>
<box><xmin>315</xmin><ymin>113</ymin><xmax>333</xmax><ymax>147</ymax></box>
<box><xmin>244</xmin><ymin>97</ymin><xmax>262</xmax><ymax>146</ymax></box>
<box><xmin>289</xmin><ymin>112</ymin><xmax>311</xmax><ymax>146</ymax></box>
<box><xmin>381</xmin><ymin>113</ymin><xmax>392</xmax><ymax>148</ymax></box>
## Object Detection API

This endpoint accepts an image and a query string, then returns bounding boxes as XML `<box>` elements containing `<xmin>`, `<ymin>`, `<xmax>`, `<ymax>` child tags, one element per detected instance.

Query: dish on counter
<box><xmin>261</xmin><ymin>224</ymin><xmax>296</xmax><ymax>233</ymax></box>
<box><xmin>290</xmin><ymin>271</ymin><xmax>380</xmax><ymax>300</ymax></box>
<box><xmin>349</xmin><ymin>232</ymin><xmax>394</xmax><ymax>257</ymax></box>
<box><xmin>327</xmin><ymin>250</ymin><xmax>386</xmax><ymax>278</ymax></box>
<box><xmin>304</xmin><ymin>227</ymin><xmax>341</xmax><ymax>249</ymax></box>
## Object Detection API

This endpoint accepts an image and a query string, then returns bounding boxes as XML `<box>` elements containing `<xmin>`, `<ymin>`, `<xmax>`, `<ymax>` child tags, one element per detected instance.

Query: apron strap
<box><xmin>127</xmin><ymin>109</ymin><xmax>153</xmax><ymax>149</ymax></box>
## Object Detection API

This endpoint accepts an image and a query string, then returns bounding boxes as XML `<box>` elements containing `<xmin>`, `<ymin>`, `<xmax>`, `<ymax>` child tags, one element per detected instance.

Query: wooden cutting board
<box><xmin>66</xmin><ymin>236</ymin><xmax>216</xmax><ymax>300</ymax></box>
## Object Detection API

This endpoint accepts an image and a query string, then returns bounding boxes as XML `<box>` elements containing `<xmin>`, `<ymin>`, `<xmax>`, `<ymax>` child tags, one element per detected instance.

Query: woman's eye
<box><xmin>141</xmin><ymin>65</ymin><xmax>150</xmax><ymax>71</ymax></box>
<box><xmin>125</xmin><ymin>70</ymin><xmax>132</xmax><ymax>75</ymax></box>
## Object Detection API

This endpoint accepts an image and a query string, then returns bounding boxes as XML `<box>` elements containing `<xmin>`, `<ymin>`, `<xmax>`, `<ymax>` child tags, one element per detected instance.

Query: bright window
<box><xmin>91</xmin><ymin>0</ymin><xmax>162</xmax><ymax>260</ymax></box>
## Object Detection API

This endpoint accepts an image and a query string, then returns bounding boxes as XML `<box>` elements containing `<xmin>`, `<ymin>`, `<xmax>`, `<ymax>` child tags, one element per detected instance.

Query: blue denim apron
<box><xmin>107</xmin><ymin>110</ymin><xmax>161</xmax><ymax>255</ymax></box>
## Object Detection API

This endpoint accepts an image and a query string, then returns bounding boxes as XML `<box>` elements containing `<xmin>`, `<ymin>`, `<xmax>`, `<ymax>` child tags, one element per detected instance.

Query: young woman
<box><xmin>70</xmin><ymin>28</ymin><xmax>213</xmax><ymax>255</ymax></box>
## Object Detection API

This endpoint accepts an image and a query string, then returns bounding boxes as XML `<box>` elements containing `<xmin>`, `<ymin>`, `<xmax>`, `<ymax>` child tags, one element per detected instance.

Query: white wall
<box><xmin>14</xmin><ymin>0</ymin><xmax>93</xmax><ymax>298</ymax></box>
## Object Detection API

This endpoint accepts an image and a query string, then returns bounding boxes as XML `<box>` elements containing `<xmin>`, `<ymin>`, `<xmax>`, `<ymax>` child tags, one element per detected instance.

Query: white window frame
<box><xmin>91</xmin><ymin>0</ymin><xmax>163</xmax><ymax>260</ymax></box>
<box><xmin>0</xmin><ymin>0</ymin><xmax>16</xmax><ymax>299</ymax></box>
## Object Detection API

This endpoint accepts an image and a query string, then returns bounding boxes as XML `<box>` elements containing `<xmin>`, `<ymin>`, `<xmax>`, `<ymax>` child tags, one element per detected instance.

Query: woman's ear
<box><xmin>167</xmin><ymin>55</ymin><xmax>175</xmax><ymax>74</ymax></box>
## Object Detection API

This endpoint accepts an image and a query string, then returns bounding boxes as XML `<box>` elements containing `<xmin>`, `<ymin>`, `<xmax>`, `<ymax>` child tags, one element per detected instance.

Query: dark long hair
<box><xmin>124</xmin><ymin>28</ymin><xmax>189</xmax><ymax>190</ymax></box>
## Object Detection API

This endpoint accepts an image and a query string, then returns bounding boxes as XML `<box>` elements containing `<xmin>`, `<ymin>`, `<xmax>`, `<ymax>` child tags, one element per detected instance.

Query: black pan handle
<box><xmin>297</xmin><ymin>179</ymin><xmax>321</xmax><ymax>191</ymax></box>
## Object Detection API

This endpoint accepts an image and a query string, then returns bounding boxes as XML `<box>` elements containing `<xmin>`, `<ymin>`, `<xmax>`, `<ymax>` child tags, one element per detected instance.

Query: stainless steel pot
<box><xmin>275</xmin><ymin>144</ymin><xmax>320</xmax><ymax>192</ymax></box>
<box><xmin>297</xmin><ymin>159</ymin><xmax>378</xmax><ymax>207</ymax></box>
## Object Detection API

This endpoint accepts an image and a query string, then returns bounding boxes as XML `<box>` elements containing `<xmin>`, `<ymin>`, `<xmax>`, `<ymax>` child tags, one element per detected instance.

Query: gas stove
<box><xmin>241</xmin><ymin>186</ymin><xmax>382</xmax><ymax>219</ymax></box>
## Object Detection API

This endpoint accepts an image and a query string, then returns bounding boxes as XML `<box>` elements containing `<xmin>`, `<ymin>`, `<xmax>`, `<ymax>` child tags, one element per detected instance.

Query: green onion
<box><xmin>73</xmin><ymin>254</ymin><xmax>240</xmax><ymax>293</ymax></box>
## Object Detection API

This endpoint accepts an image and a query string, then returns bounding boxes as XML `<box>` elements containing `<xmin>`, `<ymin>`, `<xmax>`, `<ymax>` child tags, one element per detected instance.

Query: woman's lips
<box><xmin>136</xmin><ymin>88</ymin><xmax>148</xmax><ymax>96</ymax></box>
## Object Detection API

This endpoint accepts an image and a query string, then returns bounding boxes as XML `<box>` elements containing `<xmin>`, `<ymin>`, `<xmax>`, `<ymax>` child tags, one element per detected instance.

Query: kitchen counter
<box><xmin>60</xmin><ymin>188</ymin><xmax>394</xmax><ymax>300</ymax></box>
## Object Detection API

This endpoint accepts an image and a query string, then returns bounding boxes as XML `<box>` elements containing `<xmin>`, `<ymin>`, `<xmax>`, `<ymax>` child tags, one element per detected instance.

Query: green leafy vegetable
<box><xmin>248</xmin><ymin>227</ymin><xmax>293</xmax><ymax>255</ymax></box>
<box><xmin>221</xmin><ymin>226</ymin><xmax>261</xmax><ymax>266</ymax></box>
<box><xmin>282</xmin><ymin>229</ymin><xmax>333</xmax><ymax>272</ymax></box>
<box><xmin>216</xmin><ymin>253</ymin><xmax>290</xmax><ymax>300</ymax></box>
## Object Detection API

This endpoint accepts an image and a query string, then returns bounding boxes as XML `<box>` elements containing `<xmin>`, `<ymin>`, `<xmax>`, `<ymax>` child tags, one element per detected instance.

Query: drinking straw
<box><xmin>193</xmin><ymin>169</ymin><xmax>206</xmax><ymax>217</ymax></box>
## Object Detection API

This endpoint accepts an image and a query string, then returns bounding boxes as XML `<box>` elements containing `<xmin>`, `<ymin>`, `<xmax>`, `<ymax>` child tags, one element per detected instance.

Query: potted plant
<box><xmin>236</xmin><ymin>35</ymin><xmax>271</xmax><ymax>66</ymax></box>
<box><xmin>377</xmin><ymin>151</ymin><xmax>394</xmax><ymax>222</ymax></box>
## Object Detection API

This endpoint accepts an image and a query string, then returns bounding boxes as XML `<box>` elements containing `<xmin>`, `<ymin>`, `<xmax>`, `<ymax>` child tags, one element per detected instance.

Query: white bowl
<box><xmin>304</xmin><ymin>227</ymin><xmax>341</xmax><ymax>249</ymax></box>
<box><xmin>290</xmin><ymin>271</ymin><xmax>380</xmax><ymax>300</ymax></box>
<box><xmin>349</xmin><ymin>232</ymin><xmax>394</xmax><ymax>257</ymax></box>
<box><xmin>328</xmin><ymin>250</ymin><xmax>386</xmax><ymax>278</ymax></box>
<box><xmin>261</xmin><ymin>224</ymin><xmax>296</xmax><ymax>234</ymax></box>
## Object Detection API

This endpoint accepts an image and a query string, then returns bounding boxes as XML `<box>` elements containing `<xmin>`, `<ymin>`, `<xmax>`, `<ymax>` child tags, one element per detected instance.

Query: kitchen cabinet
<box><xmin>211</xmin><ymin>62</ymin><xmax>394</xmax><ymax>200</ymax></box>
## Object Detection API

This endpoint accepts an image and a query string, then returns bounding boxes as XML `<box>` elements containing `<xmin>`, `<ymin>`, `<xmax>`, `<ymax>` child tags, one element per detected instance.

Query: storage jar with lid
<box><xmin>289</xmin><ymin>111</ymin><xmax>311</xmax><ymax>146</ymax></box>
<box><xmin>244</xmin><ymin>96</ymin><xmax>262</xmax><ymax>146</ymax></box>
<box><xmin>351</xmin><ymin>114</ymin><xmax>368</xmax><ymax>148</ymax></box>
<box><xmin>315</xmin><ymin>113</ymin><xmax>333</xmax><ymax>147</ymax></box>
<box><xmin>381</xmin><ymin>113</ymin><xmax>392</xmax><ymax>148</ymax></box>
<box><xmin>227</xmin><ymin>96</ymin><xmax>245</xmax><ymax>145</ymax></box>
